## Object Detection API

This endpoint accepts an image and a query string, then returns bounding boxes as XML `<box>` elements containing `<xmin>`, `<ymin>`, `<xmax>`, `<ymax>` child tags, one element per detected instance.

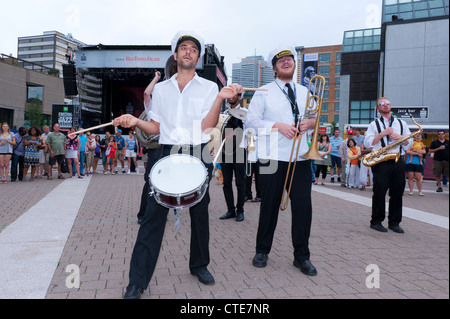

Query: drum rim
<box><xmin>149</xmin><ymin>153</ymin><xmax>208</xmax><ymax>196</ymax></box>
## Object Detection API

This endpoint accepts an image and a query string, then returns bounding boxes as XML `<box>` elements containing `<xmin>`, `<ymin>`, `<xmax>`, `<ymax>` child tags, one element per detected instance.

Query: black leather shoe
<box><xmin>123</xmin><ymin>284</ymin><xmax>144</xmax><ymax>299</ymax></box>
<box><xmin>370</xmin><ymin>224</ymin><xmax>388</xmax><ymax>232</ymax></box>
<box><xmin>219</xmin><ymin>211</ymin><xmax>236</xmax><ymax>220</ymax></box>
<box><xmin>244</xmin><ymin>196</ymin><xmax>252</xmax><ymax>202</ymax></box>
<box><xmin>191</xmin><ymin>268</ymin><xmax>215</xmax><ymax>285</ymax></box>
<box><xmin>235</xmin><ymin>211</ymin><xmax>244</xmax><ymax>222</ymax></box>
<box><xmin>252</xmin><ymin>253</ymin><xmax>268</xmax><ymax>268</ymax></box>
<box><xmin>389</xmin><ymin>225</ymin><xmax>405</xmax><ymax>233</ymax></box>
<box><xmin>293</xmin><ymin>259</ymin><xmax>317</xmax><ymax>276</ymax></box>
<box><xmin>251</xmin><ymin>197</ymin><xmax>262</xmax><ymax>202</ymax></box>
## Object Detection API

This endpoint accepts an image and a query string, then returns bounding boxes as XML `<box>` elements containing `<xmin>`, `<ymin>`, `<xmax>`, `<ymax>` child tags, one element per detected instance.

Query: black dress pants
<box><xmin>370</xmin><ymin>158</ymin><xmax>405</xmax><ymax>227</ymax></box>
<box><xmin>246</xmin><ymin>161</ymin><xmax>261</xmax><ymax>199</ymax></box>
<box><xmin>221</xmin><ymin>161</ymin><xmax>246</xmax><ymax>213</ymax></box>
<box><xmin>137</xmin><ymin>148</ymin><xmax>160</xmax><ymax>220</ymax></box>
<box><xmin>255</xmin><ymin>159</ymin><xmax>312</xmax><ymax>262</ymax></box>
<box><xmin>10</xmin><ymin>154</ymin><xmax>24</xmax><ymax>181</ymax></box>
<box><xmin>128</xmin><ymin>144</ymin><xmax>213</xmax><ymax>290</ymax></box>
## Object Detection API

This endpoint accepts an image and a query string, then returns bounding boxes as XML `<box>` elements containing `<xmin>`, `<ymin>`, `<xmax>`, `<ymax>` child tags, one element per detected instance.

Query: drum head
<box><xmin>208</xmin><ymin>114</ymin><xmax>231</xmax><ymax>156</ymax></box>
<box><xmin>229</xmin><ymin>107</ymin><xmax>247</xmax><ymax>121</ymax></box>
<box><xmin>150</xmin><ymin>154</ymin><xmax>206</xmax><ymax>195</ymax></box>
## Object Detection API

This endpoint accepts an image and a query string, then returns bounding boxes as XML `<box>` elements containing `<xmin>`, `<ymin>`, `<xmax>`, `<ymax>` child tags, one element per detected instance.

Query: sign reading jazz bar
<box><xmin>390</xmin><ymin>107</ymin><xmax>429</xmax><ymax>119</ymax></box>
<box><xmin>52</xmin><ymin>104</ymin><xmax>74</xmax><ymax>132</ymax></box>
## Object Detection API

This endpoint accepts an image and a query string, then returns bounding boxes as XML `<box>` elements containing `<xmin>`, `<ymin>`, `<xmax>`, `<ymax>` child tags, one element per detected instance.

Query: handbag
<box><xmin>106</xmin><ymin>147</ymin><xmax>111</xmax><ymax>156</ymax></box>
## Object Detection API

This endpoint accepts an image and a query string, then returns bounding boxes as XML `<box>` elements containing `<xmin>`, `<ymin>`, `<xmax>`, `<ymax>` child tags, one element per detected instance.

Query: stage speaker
<box><xmin>62</xmin><ymin>64</ymin><xmax>78</xmax><ymax>96</ymax></box>
<box><xmin>201</xmin><ymin>65</ymin><xmax>217</xmax><ymax>82</ymax></box>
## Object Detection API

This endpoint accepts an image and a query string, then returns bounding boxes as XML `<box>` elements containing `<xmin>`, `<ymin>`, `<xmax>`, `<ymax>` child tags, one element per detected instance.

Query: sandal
<box><xmin>57</xmin><ymin>175</ymin><xmax>65</xmax><ymax>180</ymax></box>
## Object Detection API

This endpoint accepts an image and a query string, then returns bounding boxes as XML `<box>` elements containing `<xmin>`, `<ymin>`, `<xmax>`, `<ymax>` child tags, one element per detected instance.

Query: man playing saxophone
<box><xmin>364</xmin><ymin>97</ymin><xmax>412</xmax><ymax>233</ymax></box>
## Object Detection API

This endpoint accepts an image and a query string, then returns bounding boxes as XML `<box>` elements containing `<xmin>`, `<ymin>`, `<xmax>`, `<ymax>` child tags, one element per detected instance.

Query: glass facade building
<box><xmin>383</xmin><ymin>0</ymin><xmax>449</xmax><ymax>23</ymax></box>
<box><xmin>340</xmin><ymin>28</ymin><xmax>381</xmax><ymax>125</ymax></box>
<box><xmin>342</xmin><ymin>28</ymin><xmax>381</xmax><ymax>53</ymax></box>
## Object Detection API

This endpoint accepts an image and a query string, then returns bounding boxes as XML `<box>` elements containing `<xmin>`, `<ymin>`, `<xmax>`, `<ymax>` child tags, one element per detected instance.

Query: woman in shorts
<box><xmin>105</xmin><ymin>135</ymin><xmax>117</xmax><ymax>174</ymax></box>
<box><xmin>0</xmin><ymin>122</ymin><xmax>16</xmax><ymax>183</ymax></box>
<box><xmin>405</xmin><ymin>133</ymin><xmax>426</xmax><ymax>196</ymax></box>
<box><xmin>125</xmin><ymin>130</ymin><xmax>139</xmax><ymax>174</ymax></box>
<box><xmin>66</xmin><ymin>127</ymin><xmax>83</xmax><ymax>178</ymax></box>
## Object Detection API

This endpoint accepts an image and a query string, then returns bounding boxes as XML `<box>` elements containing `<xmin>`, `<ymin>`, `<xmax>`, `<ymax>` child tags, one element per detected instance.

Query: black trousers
<box><xmin>137</xmin><ymin>148</ymin><xmax>160</xmax><ymax>220</ymax></box>
<box><xmin>256</xmin><ymin>159</ymin><xmax>312</xmax><ymax>262</ymax></box>
<box><xmin>10</xmin><ymin>154</ymin><xmax>24</xmax><ymax>181</ymax></box>
<box><xmin>314</xmin><ymin>164</ymin><xmax>328</xmax><ymax>179</ymax></box>
<box><xmin>246</xmin><ymin>161</ymin><xmax>261</xmax><ymax>199</ymax></box>
<box><xmin>370</xmin><ymin>158</ymin><xmax>406</xmax><ymax>227</ymax></box>
<box><xmin>129</xmin><ymin>144</ymin><xmax>213</xmax><ymax>290</ymax></box>
<box><xmin>221</xmin><ymin>161</ymin><xmax>246</xmax><ymax>213</ymax></box>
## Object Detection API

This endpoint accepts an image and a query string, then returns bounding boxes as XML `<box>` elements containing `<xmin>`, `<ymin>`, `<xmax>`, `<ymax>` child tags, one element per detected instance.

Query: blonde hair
<box><xmin>376</xmin><ymin>97</ymin><xmax>388</xmax><ymax>107</ymax></box>
<box><xmin>1</xmin><ymin>122</ymin><xmax>11</xmax><ymax>135</ymax></box>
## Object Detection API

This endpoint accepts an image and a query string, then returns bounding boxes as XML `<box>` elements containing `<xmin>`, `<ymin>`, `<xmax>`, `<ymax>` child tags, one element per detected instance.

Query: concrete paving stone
<box><xmin>0</xmin><ymin>162</ymin><xmax>448</xmax><ymax>300</ymax></box>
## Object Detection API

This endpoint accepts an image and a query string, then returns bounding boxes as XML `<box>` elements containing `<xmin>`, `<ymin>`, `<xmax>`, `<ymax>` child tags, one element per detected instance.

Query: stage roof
<box><xmin>76</xmin><ymin>44</ymin><xmax>172</xmax><ymax>70</ymax></box>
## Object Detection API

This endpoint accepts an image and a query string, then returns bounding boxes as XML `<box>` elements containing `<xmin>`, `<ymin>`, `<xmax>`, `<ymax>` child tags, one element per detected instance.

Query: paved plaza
<box><xmin>0</xmin><ymin>162</ymin><xmax>448</xmax><ymax>300</ymax></box>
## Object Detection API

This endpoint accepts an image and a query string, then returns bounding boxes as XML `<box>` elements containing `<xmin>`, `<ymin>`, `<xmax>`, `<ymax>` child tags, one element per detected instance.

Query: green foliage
<box><xmin>25</xmin><ymin>98</ymin><xmax>43</xmax><ymax>128</ymax></box>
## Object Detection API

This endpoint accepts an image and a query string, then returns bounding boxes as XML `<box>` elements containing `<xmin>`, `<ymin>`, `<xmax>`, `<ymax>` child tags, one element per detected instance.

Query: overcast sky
<box><xmin>0</xmin><ymin>0</ymin><xmax>383</xmax><ymax>79</ymax></box>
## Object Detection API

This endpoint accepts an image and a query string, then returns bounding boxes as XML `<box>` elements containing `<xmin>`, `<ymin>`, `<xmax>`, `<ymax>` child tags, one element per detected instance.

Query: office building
<box><xmin>339</xmin><ymin>0</ymin><xmax>448</xmax><ymax>134</ymax></box>
<box><xmin>232</xmin><ymin>56</ymin><xmax>274</xmax><ymax>88</ymax></box>
<box><xmin>295</xmin><ymin>45</ymin><xmax>342</xmax><ymax>125</ymax></box>
<box><xmin>0</xmin><ymin>55</ymin><xmax>64</xmax><ymax>129</ymax></box>
<box><xmin>17</xmin><ymin>31</ymin><xmax>85</xmax><ymax>74</ymax></box>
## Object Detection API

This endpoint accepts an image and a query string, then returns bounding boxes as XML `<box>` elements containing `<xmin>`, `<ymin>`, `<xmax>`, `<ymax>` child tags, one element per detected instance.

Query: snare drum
<box><xmin>229</xmin><ymin>107</ymin><xmax>247</xmax><ymax>121</ymax></box>
<box><xmin>149</xmin><ymin>154</ymin><xmax>208</xmax><ymax>210</ymax></box>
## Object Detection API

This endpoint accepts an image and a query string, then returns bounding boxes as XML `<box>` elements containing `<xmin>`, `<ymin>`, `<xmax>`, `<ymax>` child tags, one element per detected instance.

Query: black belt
<box><xmin>160</xmin><ymin>143</ymin><xmax>206</xmax><ymax>152</ymax></box>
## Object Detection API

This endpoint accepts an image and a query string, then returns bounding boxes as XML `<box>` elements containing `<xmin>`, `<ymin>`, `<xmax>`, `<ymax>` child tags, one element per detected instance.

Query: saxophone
<box><xmin>362</xmin><ymin>114</ymin><xmax>422</xmax><ymax>167</ymax></box>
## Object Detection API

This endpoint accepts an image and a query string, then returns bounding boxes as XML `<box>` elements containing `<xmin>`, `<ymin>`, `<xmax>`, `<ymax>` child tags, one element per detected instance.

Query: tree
<box><xmin>47</xmin><ymin>68</ymin><xmax>60</xmax><ymax>77</ymax></box>
<box><xmin>25</xmin><ymin>98</ymin><xmax>43</xmax><ymax>127</ymax></box>
<box><xmin>330</xmin><ymin>120</ymin><xmax>338</xmax><ymax>134</ymax></box>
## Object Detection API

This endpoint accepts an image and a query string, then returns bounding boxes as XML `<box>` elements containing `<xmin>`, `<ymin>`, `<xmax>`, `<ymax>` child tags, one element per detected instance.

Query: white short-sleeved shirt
<box><xmin>246</xmin><ymin>78</ymin><xmax>311</xmax><ymax>162</ymax></box>
<box><xmin>149</xmin><ymin>73</ymin><xmax>219</xmax><ymax>146</ymax></box>
<box><xmin>364</xmin><ymin>116</ymin><xmax>412</xmax><ymax>155</ymax></box>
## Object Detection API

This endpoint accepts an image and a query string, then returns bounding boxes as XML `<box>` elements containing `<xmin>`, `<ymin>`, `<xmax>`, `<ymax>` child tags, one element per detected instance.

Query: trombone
<box><xmin>280</xmin><ymin>75</ymin><xmax>326</xmax><ymax>211</ymax></box>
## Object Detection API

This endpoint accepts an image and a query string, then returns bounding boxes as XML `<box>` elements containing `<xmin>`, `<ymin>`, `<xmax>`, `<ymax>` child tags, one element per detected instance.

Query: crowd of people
<box><xmin>307</xmin><ymin>127</ymin><xmax>449</xmax><ymax>196</ymax></box>
<box><xmin>0</xmin><ymin>122</ymin><xmax>143</xmax><ymax>183</ymax></box>
<box><xmin>311</xmin><ymin>127</ymin><xmax>373</xmax><ymax>190</ymax></box>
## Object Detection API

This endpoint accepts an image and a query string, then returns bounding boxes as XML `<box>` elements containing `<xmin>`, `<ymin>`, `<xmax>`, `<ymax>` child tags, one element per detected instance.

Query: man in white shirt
<box><xmin>114</xmin><ymin>31</ymin><xmax>242</xmax><ymax>299</ymax></box>
<box><xmin>364</xmin><ymin>97</ymin><xmax>411</xmax><ymax>234</ymax></box>
<box><xmin>246</xmin><ymin>46</ymin><xmax>318</xmax><ymax>276</ymax></box>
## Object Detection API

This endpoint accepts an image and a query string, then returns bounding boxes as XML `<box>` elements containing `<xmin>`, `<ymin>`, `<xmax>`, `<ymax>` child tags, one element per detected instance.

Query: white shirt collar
<box><xmin>275</xmin><ymin>77</ymin><xmax>295</xmax><ymax>89</ymax></box>
<box><xmin>169</xmin><ymin>72</ymin><xmax>204</xmax><ymax>87</ymax></box>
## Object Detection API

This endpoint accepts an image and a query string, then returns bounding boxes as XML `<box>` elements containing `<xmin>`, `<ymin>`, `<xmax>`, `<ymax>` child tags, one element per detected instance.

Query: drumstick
<box><xmin>242</xmin><ymin>87</ymin><xmax>268</xmax><ymax>91</ymax></box>
<box><xmin>69</xmin><ymin>121</ymin><xmax>115</xmax><ymax>135</ymax></box>
<box><xmin>212</xmin><ymin>128</ymin><xmax>237</xmax><ymax>166</ymax></box>
<box><xmin>213</xmin><ymin>139</ymin><xmax>227</xmax><ymax>167</ymax></box>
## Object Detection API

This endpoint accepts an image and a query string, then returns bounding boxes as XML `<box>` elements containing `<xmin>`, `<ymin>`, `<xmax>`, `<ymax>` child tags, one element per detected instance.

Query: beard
<box><xmin>378</xmin><ymin>108</ymin><xmax>391</xmax><ymax>115</ymax></box>
<box><xmin>275</xmin><ymin>67</ymin><xmax>295</xmax><ymax>81</ymax></box>
<box><xmin>177</xmin><ymin>55</ymin><xmax>198</xmax><ymax>70</ymax></box>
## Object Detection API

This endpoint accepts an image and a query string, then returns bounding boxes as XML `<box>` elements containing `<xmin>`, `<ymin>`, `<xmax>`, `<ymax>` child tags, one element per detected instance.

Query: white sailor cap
<box><xmin>267</xmin><ymin>45</ymin><xmax>297</xmax><ymax>66</ymax></box>
<box><xmin>171</xmin><ymin>31</ymin><xmax>205</xmax><ymax>58</ymax></box>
